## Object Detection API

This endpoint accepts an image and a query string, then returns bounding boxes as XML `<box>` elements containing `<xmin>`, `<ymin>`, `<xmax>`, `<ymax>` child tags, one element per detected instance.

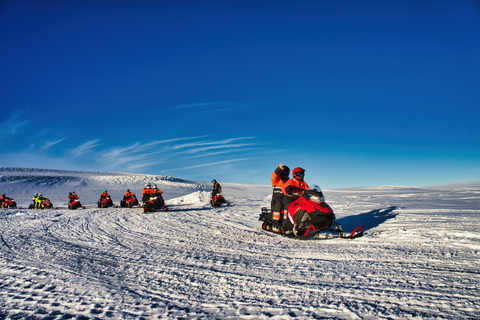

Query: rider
<box><xmin>282</xmin><ymin>167</ymin><xmax>310</xmax><ymax>224</ymax></box>
<box><xmin>0</xmin><ymin>193</ymin><xmax>12</xmax><ymax>206</ymax></box>
<box><xmin>123</xmin><ymin>189</ymin><xmax>135</xmax><ymax>200</ymax></box>
<box><xmin>35</xmin><ymin>193</ymin><xmax>44</xmax><ymax>208</ymax></box>
<box><xmin>211</xmin><ymin>179</ymin><xmax>222</xmax><ymax>198</ymax></box>
<box><xmin>153</xmin><ymin>185</ymin><xmax>163</xmax><ymax>197</ymax></box>
<box><xmin>68</xmin><ymin>192</ymin><xmax>79</xmax><ymax>203</ymax></box>
<box><xmin>142</xmin><ymin>183</ymin><xmax>155</xmax><ymax>202</ymax></box>
<box><xmin>100</xmin><ymin>189</ymin><xmax>110</xmax><ymax>200</ymax></box>
<box><xmin>271</xmin><ymin>163</ymin><xmax>290</xmax><ymax>223</ymax></box>
<box><xmin>32</xmin><ymin>193</ymin><xmax>39</xmax><ymax>208</ymax></box>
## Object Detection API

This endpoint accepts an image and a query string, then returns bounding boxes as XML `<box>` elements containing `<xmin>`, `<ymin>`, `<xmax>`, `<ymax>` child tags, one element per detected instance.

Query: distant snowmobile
<box><xmin>143</xmin><ymin>195</ymin><xmax>168</xmax><ymax>213</ymax></box>
<box><xmin>0</xmin><ymin>198</ymin><xmax>17</xmax><ymax>209</ymax></box>
<box><xmin>68</xmin><ymin>199</ymin><xmax>84</xmax><ymax>210</ymax></box>
<box><xmin>29</xmin><ymin>198</ymin><xmax>55</xmax><ymax>209</ymax></box>
<box><xmin>98</xmin><ymin>196</ymin><xmax>114</xmax><ymax>208</ymax></box>
<box><xmin>120</xmin><ymin>195</ymin><xmax>139</xmax><ymax>208</ymax></box>
<box><xmin>211</xmin><ymin>193</ymin><xmax>229</xmax><ymax>207</ymax></box>
<box><xmin>259</xmin><ymin>187</ymin><xmax>363</xmax><ymax>240</ymax></box>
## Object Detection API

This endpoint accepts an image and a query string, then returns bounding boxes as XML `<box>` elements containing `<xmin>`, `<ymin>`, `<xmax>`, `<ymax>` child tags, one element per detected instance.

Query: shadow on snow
<box><xmin>336</xmin><ymin>206</ymin><xmax>399</xmax><ymax>233</ymax></box>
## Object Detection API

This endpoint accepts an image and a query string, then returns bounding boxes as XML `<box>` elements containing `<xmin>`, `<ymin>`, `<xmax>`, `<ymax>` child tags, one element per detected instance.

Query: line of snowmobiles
<box><xmin>259</xmin><ymin>187</ymin><xmax>363</xmax><ymax>240</ymax></box>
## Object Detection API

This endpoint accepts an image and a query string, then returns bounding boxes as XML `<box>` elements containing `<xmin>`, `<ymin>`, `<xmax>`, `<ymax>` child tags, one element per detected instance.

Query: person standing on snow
<box><xmin>270</xmin><ymin>163</ymin><xmax>290</xmax><ymax>223</ymax></box>
<box><xmin>211</xmin><ymin>179</ymin><xmax>222</xmax><ymax>198</ymax></box>
<box><xmin>282</xmin><ymin>167</ymin><xmax>310</xmax><ymax>224</ymax></box>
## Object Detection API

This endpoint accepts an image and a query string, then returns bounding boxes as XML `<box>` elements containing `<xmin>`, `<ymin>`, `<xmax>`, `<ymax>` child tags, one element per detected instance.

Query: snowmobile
<box><xmin>120</xmin><ymin>195</ymin><xmax>139</xmax><ymax>208</ymax></box>
<box><xmin>68</xmin><ymin>199</ymin><xmax>84</xmax><ymax>210</ymax></box>
<box><xmin>211</xmin><ymin>193</ymin><xmax>230</xmax><ymax>207</ymax></box>
<box><xmin>259</xmin><ymin>188</ymin><xmax>363</xmax><ymax>240</ymax></box>
<box><xmin>0</xmin><ymin>198</ymin><xmax>17</xmax><ymax>209</ymax></box>
<box><xmin>29</xmin><ymin>198</ymin><xmax>54</xmax><ymax>209</ymax></box>
<box><xmin>143</xmin><ymin>195</ymin><xmax>168</xmax><ymax>213</ymax></box>
<box><xmin>97</xmin><ymin>196</ymin><xmax>114</xmax><ymax>208</ymax></box>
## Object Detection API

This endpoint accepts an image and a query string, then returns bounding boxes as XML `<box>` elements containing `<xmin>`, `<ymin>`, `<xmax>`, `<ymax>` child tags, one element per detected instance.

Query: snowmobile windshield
<box><xmin>309</xmin><ymin>194</ymin><xmax>324</xmax><ymax>204</ymax></box>
<box><xmin>304</xmin><ymin>188</ymin><xmax>325</xmax><ymax>203</ymax></box>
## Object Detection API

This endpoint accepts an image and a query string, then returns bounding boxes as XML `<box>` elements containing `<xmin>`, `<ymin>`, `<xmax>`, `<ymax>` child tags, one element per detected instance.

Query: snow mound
<box><xmin>167</xmin><ymin>191</ymin><xmax>211</xmax><ymax>206</ymax></box>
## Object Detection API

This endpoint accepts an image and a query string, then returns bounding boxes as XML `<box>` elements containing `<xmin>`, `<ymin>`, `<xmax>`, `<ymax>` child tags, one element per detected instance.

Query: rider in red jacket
<box><xmin>282</xmin><ymin>167</ymin><xmax>310</xmax><ymax>224</ymax></box>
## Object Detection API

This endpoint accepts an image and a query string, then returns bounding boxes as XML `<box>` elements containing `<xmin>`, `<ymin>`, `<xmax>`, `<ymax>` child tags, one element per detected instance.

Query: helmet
<box><xmin>72</xmin><ymin>192</ymin><xmax>76</xmax><ymax>195</ymax></box>
<box><xmin>292</xmin><ymin>167</ymin><xmax>305</xmax><ymax>180</ymax></box>
<box><xmin>153</xmin><ymin>185</ymin><xmax>158</xmax><ymax>190</ymax></box>
<box><xmin>34</xmin><ymin>193</ymin><xmax>38</xmax><ymax>197</ymax></box>
<box><xmin>126</xmin><ymin>189</ymin><xmax>130</xmax><ymax>192</ymax></box>
<box><xmin>104</xmin><ymin>189</ymin><xmax>107</xmax><ymax>192</ymax></box>
<box><xmin>2</xmin><ymin>193</ymin><xmax>5</xmax><ymax>196</ymax></box>
<box><xmin>145</xmin><ymin>183</ymin><xmax>151</xmax><ymax>188</ymax></box>
<box><xmin>212</xmin><ymin>179</ymin><xmax>216</xmax><ymax>183</ymax></box>
<box><xmin>282</xmin><ymin>166</ymin><xmax>290</xmax><ymax>177</ymax></box>
<box><xmin>39</xmin><ymin>193</ymin><xmax>42</xmax><ymax>197</ymax></box>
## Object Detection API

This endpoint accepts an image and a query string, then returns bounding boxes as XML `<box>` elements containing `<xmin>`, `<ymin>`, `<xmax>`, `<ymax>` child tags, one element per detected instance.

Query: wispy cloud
<box><xmin>69</xmin><ymin>140</ymin><xmax>100</xmax><ymax>157</ymax></box>
<box><xmin>0</xmin><ymin>113</ymin><xmax>30</xmax><ymax>139</ymax></box>
<box><xmin>171</xmin><ymin>158</ymin><xmax>253</xmax><ymax>170</ymax></box>
<box><xmin>42</xmin><ymin>137</ymin><xmax>68</xmax><ymax>150</ymax></box>
<box><xmin>169</xmin><ymin>101</ymin><xmax>234</xmax><ymax>110</ymax></box>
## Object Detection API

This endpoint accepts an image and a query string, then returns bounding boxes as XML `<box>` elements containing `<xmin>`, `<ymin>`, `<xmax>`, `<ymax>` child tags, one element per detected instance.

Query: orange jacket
<box><xmin>271</xmin><ymin>169</ymin><xmax>288</xmax><ymax>188</ymax></box>
<box><xmin>124</xmin><ymin>191</ymin><xmax>135</xmax><ymax>198</ymax></box>
<box><xmin>142</xmin><ymin>188</ymin><xmax>155</xmax><ymax>196</ymax></box>
<box><xmin>100</xmin><ymin>192</ymin><xmax>110</xmax><ymax>199</ymax></box>
<box><xmin>282</xmin><ymin>178</ymin><xmax>310</xmax><ymax>196</ymax></box>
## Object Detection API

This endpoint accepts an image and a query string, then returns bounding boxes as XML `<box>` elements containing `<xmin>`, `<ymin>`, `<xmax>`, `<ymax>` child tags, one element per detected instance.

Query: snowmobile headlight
<box><xmin>310</xmin><ymin>194</ymin><xmax>324</xmax><ymax>204</ymax></box>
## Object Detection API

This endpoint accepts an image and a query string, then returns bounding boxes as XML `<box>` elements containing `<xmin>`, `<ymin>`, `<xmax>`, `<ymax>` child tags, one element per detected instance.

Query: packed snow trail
<box><xmin>0</xmin><ymin>169</ymin><xmax>479</xmax><ymax>319</ymax></box>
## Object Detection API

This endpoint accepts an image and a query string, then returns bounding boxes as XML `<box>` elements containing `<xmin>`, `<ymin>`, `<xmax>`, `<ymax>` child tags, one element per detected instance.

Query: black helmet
<box><xmin>282</xmin><ymin>166</ymin><xmax>290</xmax><ymax>177</ymax></box>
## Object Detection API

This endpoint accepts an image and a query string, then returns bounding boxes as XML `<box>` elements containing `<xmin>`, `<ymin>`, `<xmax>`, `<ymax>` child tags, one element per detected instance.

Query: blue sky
<box><xmin>1</xmin><ymin>0</ymin><xmax>479</xmax><ymax>189</ymax></box>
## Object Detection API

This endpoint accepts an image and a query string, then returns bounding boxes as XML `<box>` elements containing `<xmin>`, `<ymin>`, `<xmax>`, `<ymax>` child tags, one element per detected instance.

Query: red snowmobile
<box><xmin>68</xmin><ymin>199</ymin><xmax>84</xmax><ymax>210</ymax></box>
<box><xmin>143</xmin><ymin>195</ymin><xmax>168</xmax><ymax>213</ymax></box>
<box><xmin>120</xmin><ymin>195</ymin><xmax>139</xmax><ymax>208</ymax></box>
<box><xmin>1</xmin><ymin>198</ymin><xmax>17</xmax><ymax>209</ymax></box>
<box><xmin>97</xmin><ymin>196</ymin><xmax>114</xmax><ymax>208</ymax></box>
<box><xmin>259</xmin><ymin>187</ymin><xmax>363</xmax><ymax>240</ymax></box>
<box><xmin>211</xmin><ymin>193</ymin><xmax>229</xmax><ymax>207</ymax></box>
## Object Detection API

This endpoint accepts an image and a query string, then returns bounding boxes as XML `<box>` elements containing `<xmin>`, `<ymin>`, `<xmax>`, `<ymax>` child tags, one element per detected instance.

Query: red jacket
<box><xmin>282</xmin><ymin>178</ymin><xmax>310</xmax><ymax>196</ymax></box>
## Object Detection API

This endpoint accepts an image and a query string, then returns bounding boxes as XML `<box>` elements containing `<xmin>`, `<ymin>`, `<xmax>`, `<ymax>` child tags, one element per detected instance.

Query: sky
<box><xmin>1</xmin><ymin>0</ymin><xmax>479</xmax><ymax>189</ymax></box>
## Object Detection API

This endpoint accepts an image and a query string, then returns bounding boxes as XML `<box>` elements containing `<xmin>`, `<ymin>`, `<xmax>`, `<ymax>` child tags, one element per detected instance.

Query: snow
<box><xmin>1</xmin><ymin>167</ymin><xmax>479</xmax><ymax>319</ymax></box>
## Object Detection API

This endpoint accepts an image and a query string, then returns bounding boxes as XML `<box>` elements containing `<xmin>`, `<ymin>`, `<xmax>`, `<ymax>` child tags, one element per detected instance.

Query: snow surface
<box><xmin>0</xmin><ymin>167</ymin><xmax>479</xmax><ymax>319</ymax></box>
